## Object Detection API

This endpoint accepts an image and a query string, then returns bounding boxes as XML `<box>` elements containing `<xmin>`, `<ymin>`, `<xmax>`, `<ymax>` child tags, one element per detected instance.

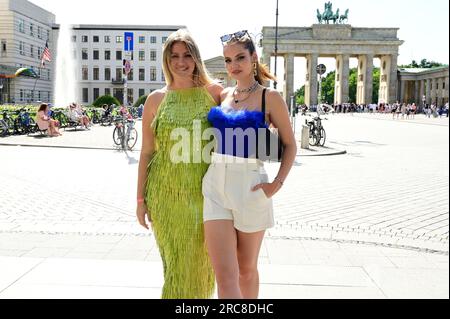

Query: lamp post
<box><xmin>274</xmin><ymin>0</ymin><xmax>279</xmax><ymax>90</ymax></box>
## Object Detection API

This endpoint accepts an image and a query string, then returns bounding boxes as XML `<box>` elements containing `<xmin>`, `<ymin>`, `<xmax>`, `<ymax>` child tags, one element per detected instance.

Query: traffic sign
<box><xmin>316</xmin><ymin>64</ymin><xmax>327</xmax><ymax>75</ymax></box>
<box><xmin>124</xmin><ymin>32</ymin><xmax>134</xmax><ymax>52</ymax></box>
<box><xmin>124</xmin><ymin>60</ymin><xmax>131</xmax><ymax>75</ymax></box>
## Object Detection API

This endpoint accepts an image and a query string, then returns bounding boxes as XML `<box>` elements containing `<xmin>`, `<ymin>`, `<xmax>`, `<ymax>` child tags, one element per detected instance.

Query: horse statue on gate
<box><xmin>339</xmin><ymin>9</ymin><xmax>349</xmax><ymax>24</ymax></box>
<box><xmin>316</xmin><ymin>9</ymin><xmax>323</xmax><ymax>24</ymax></box>
<box><xmin>322</xmin><ymin>2</ymin><xmax>334</xmax><ymax>24</ymax></box>
<box><xmin>331</xmin><ymin>8</ymin><xmax>340</xmax><ymax>24</ymax></box>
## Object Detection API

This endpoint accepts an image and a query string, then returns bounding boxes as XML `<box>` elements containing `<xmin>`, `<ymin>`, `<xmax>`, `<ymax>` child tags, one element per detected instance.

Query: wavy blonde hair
<box><xmin>162</xmin><ymin>29</ymin><xmax>212</xmax><ymax>87</ymax></box>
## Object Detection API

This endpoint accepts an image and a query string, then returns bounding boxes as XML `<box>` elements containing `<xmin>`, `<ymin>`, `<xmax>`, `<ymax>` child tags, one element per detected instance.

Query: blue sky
<box><xmin>30</xmin><ymin>0</ymin><xmax>449</xmax><ymax>88</ymax></box>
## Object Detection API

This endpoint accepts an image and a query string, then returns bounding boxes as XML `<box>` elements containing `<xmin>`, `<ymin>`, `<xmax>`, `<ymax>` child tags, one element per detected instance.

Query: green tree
<box><xmin>399</xmin><ymin>59</ymin><xmax>445</xmax><ymax>69</ymax></box>
<box><xmin>92</xmin><ymin>95</ymin><xmax>120</xmax><ymax>107</ymax></box>
<box><xmin>133</xmin><ymin>94</ymin><xmax>148</xmax><ymax>108</ymax></box>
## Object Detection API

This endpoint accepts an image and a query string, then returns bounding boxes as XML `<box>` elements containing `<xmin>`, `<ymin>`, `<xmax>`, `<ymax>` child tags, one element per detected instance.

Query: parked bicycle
<box><xmin>306</xmin><ymin>115</ymin><xmax>327</xmax><ymax>147</ymax></box>
<box><xmin>113</xmin><ymin>115</ymin><xmax>138</xmax><ymax>150</ymax></box>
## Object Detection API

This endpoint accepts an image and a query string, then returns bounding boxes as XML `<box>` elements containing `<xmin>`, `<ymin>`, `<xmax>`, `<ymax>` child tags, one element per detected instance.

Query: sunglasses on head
<box><xmin>220</xmin><ymin>30</ymin><xmax>250</xmax><ymax>43</ymax></box>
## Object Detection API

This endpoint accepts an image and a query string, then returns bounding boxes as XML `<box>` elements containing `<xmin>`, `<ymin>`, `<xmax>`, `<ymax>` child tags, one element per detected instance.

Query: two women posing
<box><xmin>136</xmin><ymin>29</ymin><xmax>296</xmax><ymax>299</ymax></box>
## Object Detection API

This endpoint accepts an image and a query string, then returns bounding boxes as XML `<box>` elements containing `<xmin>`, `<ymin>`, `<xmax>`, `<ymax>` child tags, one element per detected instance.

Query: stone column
<box><xmin>305</xmin><ymin>53</ymin><xmax>318</xmax><ymax>107</ymax></box>
<box><xmin>356</xmin><ymin>54</ymin><xmax>374</xmax><ymax>105</ymax></box>
<box><xmin>445</xmin><ymin>77</ymin><xmax>449</xmax><ymax>103</ymax></box>
<box><xmin>426</xmin><ymin>78</ymin><xmax>431</xmax><ymax>105</ymax></box>
<box><xmin>283</xmin><ymin>53</ymin><xmax>295</xmax><ymax>110</ymax></box>
<box><xmin>261</xmin><ymin>51</ymin><xmax>271</xmax><ymax>88</ymax></box>
<box><xmin>389</xmin><ymin>54</ymin><xmax>398</xmax><ymax>104</ymax></box>
<box><xmin>431</xmin><ymin>78</ymin><xmax>437</xmax><ymax>104</ymax></box>
<box><xmin>437</xmin><ymin>78</ymin><xmax>443</xmax><ymax>106</ymax></box>
<box><xmin>334</xmin><ymin>54</ymin><xmax>349</xmax><ymax>105</ymax></box>
<box><xmin>420</xmin><ymin>80</ymin><xmax>425</xmax><ymax>110</ymax></box>
<box><xmin>365</xmin><ymin>54</ymin><xmax>374</xmax><ymax>105</ymax></box>
<box><xmin>378</xmin><ymin>56</ymin><xmax>389</xmax><ymax>104</ymax></box>
<box><xmin>414</xmin><ymin>80</ymin><xmax>420</xmax><ymax>106</ymax></box>
<box><xmin>400</xmin><ymin>80</ymin><xmax>407</xmax><ymax>103</ymax></box>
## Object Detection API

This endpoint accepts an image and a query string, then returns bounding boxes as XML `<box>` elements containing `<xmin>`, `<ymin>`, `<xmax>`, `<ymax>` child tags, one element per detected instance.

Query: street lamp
<box><xmin>274</xmin><ymin>0</ymin><xmax>279</xmax><ymax>90</ymax></box>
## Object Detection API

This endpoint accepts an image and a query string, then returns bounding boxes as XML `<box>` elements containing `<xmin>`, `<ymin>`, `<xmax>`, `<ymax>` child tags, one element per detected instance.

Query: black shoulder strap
<box><xmin>262</xmin><ymin>88</ymin><xmax>267</xmax><ymax>123</ymax></box>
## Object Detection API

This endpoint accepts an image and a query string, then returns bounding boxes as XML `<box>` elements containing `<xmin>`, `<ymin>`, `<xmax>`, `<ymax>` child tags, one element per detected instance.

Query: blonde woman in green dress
<box><xmin>136</xmin><ymin>29</ymin><xmax>222</xmax><ymax>299</ymax></box>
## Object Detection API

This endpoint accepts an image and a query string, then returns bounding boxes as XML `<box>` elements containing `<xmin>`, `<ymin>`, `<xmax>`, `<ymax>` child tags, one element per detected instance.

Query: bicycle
<box><xmin>113</xmin><ymin>115</ymin><xmax>138</xmax><ymax>150</ymax></box>
<box><xmin>306</xmin><ymin>115</ymin><xmax>327</xmax><ymax>147</ymax></box>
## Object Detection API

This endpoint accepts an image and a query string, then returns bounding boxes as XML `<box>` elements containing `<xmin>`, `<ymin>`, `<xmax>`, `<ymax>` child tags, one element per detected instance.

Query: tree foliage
<box><xmin>399</xmin><ymin>59</ymin><xmax>446</xmax><ymax>69</ymax></box>
<box><xmin>296</xmin><ymin>68</ymin><xmax>380</xmax><ymax>104</ymax></box>
<box><xmin>92</xmin><ymin>95</ymin><xmax>121</xmax><ymax>107</ymax></box>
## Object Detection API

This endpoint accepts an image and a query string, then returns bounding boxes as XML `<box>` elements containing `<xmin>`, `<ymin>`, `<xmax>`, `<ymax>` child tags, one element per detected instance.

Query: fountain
<box><xmin>54</xmin><ymin>23</ymin><xmax>77</xmax><ymax>107</ymax></box>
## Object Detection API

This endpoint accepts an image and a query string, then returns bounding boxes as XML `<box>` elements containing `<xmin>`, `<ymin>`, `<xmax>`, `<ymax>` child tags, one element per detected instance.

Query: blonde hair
<box><xmin>162</xmin><ymin>29</ymin><xmax>212</xmax><ymax>87</ymax></box>
<box><xmin>224</xmin><ymin>34</ymin><xmax>277</xmax><ymax>85</ymax></box>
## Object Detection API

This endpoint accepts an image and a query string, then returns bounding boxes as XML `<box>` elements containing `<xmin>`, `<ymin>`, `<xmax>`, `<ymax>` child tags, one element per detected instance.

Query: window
<box><xmin>19</xmin><ymin>19</ymin><xmax>25</xmax><ymax>33</ymax></box>
<box><xmin>82</xmin><ymin>35</ymin><xmax>88</xmax><ymax>43</ymax></box>
<box><xmin>82</xmin><ymin>88</ymin><xmax>89</xmax><ymax>103</ymax></box>
<box><xmin>150</xmin><ymin>50</ymin><xmax>157</xmax><ymax>61</ymax></box>
<box><xmin>72</xmin><ymin>35</ymin><xmax>77</xmax><ymax>42</ymax></box>
<box><xmin>93</xmin><ymin>36</ymin><xmax>99</xmax><ymax>43</ymax></box>
<box><xmin>161</xmin><ymin>70</ymin><xmax>165</xmax><ymax>83</ymax></box>
<box><xmin>38</xmin><ymin>26</ymin><xmax>42</xmax><ymax>39</ymax></box>
<box><xmin>93</xmin><ymin>88</ymin><xmax>100</xmax><ymax>101</ymax></box>
<box><xmin>1</xmin><ymin>40</ymin><xmax>6</xmax><ymax>57</ymax></box>
<box><xmin>128</xmin><ymin>68</ymin><xmax>134</xmax><ymax>81</ymax></box>
<box><xmin>116</xmin><ymin>68</ymin><xmax>122</xmax><ymax>81</ymax></box>
<box><xmin>139</xmin><ymin>50</ymin><xmax>145</xmax><ymax>61</ymax></box>
<box><xmin>19</xmin><ymin>41</ymin><xmax>25</xmax><ymax>55</ymax></box>
<box><xmin>139</xmin><ymin>36</ymin><xmax>145</xmax><ymax>43</ymax></box>
<box><xmin>104</xmin><ymin>68</ymin><xmax>111</xmax><ymax>81</ymax></box>
<box><xmin>162</xmin><ymin>36</ymin><xmax>168</xmax><ymax>43</ymax></box>
<box><xmin>116</xmin><ymin>36</ymin><xmax>123</xmax><ymax>43</ymax></box>
<box><xmin>82</xmin><ymin>67</ymin><xmax>88</xmax><ymax>80</ymax></box>
<box><xmin>150</xmin><ymin>36</ymin><xmax>157</xmax><ymax>44</ymax></box>
<box><xmin>46</xmin><ymin>30</ymin><xmax>50</xmax><ymax>40</ymax></box>
<box><xmin>105</xmin><ymin>88</ymin><xmax>111</xmax><ymax>96</ymax></box>
<box><xmin>93</xmin><ymin>68</ymin><xmax>99</xmax><ymax>81</ymax></box>
<box><xmin>139</xmin><ymin>89</ymin><xmax>145</xmax><ymax>97</ymax></box>
<box><xmin>104</xmin><ymin>36</ymin><xmax>111</xmax><ymax>43</ymax></box>
<box><xmin>150</xmin><ymin>67</ymin><xmax>157</xmax><ymax>81</ymax></box>
<box><xmin>20</xmin><ymin>89</ymin><xmax>24</xmax><ymax>102</ymax></box>
<box><xmin>82</xmin><ymin>49</ymin><xmax>88</xmax><ymax>60</ymax></box>
<box><xmin>116</xmin><ymin>50</ymin><xmax>122</xmax><ymax>60</ymax></box>
<box><xmin>104</xmin><ymin>50</ymin><xmax>111</xmax><ymax>60</ymax></box>
<box><xmin>93</xmin><ymin>50</ymin><xmax>99</xmax><ymax>60</ymax></box>
<box><xmin>128</xmin><ymin>89</ymin><xmax>134</xmax><ymax>104</ymax></box>
<box><xmin>30</xmin><ymin>45</ymin><xmax>34</xmax><ymax>58</ymax></box>
<box><xmin>30</xmin><ymin>23</ymin><xmax>34</xmax><ymax>36</ymax></box>
<box><xmin>139</xmin><ymin>68</ymin><xmax>145</xmax><ymax>81</ymax></box>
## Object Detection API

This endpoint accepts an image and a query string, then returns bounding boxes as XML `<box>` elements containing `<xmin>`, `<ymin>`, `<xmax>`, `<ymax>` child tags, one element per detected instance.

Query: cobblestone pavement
<box><xmin>0</xmin><ymin>114</ymin><xmax>448</xmax><ymax>253</ymax></box>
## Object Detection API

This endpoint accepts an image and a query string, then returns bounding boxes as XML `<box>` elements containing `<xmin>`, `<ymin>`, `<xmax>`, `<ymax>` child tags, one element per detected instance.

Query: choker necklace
<box><xmin>233</xmin><ymin>82</ymin><xmax>259</xmax><ymax>104</ymax></box>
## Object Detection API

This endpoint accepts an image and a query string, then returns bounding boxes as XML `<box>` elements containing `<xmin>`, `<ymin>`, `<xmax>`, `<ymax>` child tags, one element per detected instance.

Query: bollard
<box><xmin>301</xmin><ymin>124</ymin><xmax>309</xmax><ymax>149</ymax></box>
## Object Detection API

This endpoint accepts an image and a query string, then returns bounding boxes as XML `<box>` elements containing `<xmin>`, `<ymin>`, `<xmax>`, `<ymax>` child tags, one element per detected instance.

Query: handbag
<box><xmin>257</xmin><ymin>89</ymin><xmax>284</xmax><ymax>162</ymax></box>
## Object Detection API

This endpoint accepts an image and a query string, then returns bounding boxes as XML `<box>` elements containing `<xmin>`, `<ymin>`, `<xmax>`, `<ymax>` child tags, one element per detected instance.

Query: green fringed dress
<box><xmin>145</xmin><ymin>87</ymin><xmax>216</xmax><ymax>299</ymax></box>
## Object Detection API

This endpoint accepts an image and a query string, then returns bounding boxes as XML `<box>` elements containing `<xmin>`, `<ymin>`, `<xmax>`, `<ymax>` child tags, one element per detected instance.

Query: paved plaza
<box><xmin>0</xmin><ymin>113</ymin><xmax>448</xmax><ymax>299</ymax></box>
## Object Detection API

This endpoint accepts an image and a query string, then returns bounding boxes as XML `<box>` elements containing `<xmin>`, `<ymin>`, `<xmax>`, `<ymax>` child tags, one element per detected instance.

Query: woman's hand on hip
<box><xmin>251</xmin><ymin>182</ymin><xmax>281</xmax><ymax>199</ymax></box>
<box><xmin>136</xmin><ymin>202</ymin><xmax>152</xmax><ymax>230</ymax></box>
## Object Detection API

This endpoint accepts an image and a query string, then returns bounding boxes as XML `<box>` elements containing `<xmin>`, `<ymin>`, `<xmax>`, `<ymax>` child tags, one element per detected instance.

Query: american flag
<box><xmin>41</xmin><ymin>41</ymin><xmax>51</xmax><ymax>67</ymax></box>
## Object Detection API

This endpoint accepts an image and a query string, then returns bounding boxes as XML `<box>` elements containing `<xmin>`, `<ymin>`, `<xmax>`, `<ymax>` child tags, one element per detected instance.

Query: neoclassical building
<box><xmin>398</xmin><ymin>66</ymin><xmax>449</xmax><ymax>107</ymax></box>
<box><xmin>261</xmin><ymin>24</ymin><xmax>405</xmax><ymax>107</ymax></box>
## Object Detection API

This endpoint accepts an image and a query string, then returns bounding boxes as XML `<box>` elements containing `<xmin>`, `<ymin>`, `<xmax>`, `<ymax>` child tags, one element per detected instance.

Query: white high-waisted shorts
<box><xmin>202</xmin><ymin>152</ymin><xmax>274</xmax><ymax>233</ymax></box>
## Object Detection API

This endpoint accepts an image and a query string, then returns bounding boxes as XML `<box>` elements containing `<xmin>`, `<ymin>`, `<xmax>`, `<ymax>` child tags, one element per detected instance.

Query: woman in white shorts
<box><xmin>202</xmin><ymin>30</ymin><xmax>297</xmax><ymax>299</ymax></box>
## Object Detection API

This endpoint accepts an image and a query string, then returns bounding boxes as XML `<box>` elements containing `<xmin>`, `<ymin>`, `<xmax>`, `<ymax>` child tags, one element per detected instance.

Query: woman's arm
<box><xmin>253</xmin><ymin>89</ymin><xmax>297</xmax><ymax>197</ymax></box>
<box><xmin>136</xmin><ymin>90</ymin><xmax>165</xmax><ymax>229</ymax></box>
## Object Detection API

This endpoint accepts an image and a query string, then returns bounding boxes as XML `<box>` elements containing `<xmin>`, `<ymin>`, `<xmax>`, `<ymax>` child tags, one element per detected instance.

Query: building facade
<box><xmin>398</xmin><ymin>66</ymin><xmax>449</xmax><ymax>108</ymax></box>
<box><xmin>58</xmin><ymin>24</ymin><xmax>183</xmax><ymax>106</ymax></box>
<box><xmin>0</xmin><ymin>0</ymin><xmax>55</xmax><ymax>104</ymax></box>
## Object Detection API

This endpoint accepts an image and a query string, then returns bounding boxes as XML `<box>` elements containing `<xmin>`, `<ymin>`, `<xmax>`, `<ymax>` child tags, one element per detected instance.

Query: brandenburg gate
<box><xmin>261</xmin><ymin>24</ymin><xmax>404</xmax><ymax>106</ymax></box>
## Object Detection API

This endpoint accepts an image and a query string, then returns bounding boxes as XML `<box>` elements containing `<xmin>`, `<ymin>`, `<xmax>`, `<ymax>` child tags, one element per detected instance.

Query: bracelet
<box><xmin>273</xmin><ymin>177</ymin><xmax>284</xmax><ymax>186</ymax></box>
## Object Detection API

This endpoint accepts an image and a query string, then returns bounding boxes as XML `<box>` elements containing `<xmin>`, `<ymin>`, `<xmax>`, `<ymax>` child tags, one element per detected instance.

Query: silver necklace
<box><xmin>233</xmin><ymin>82</ymin><xmax>259</xmax><ymax>104</ymax></box>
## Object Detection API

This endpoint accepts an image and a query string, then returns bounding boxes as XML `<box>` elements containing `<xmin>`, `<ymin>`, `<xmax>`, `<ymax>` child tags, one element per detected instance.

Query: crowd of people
<box><xmin>35</xmin><ymin>102</ymin><xmax>143</xmax><ymax>137</ymax></box>
<box><xmin>298</xmin><ymin>101</ymin><xmax>449</xmax><ymax>119</ymax></box>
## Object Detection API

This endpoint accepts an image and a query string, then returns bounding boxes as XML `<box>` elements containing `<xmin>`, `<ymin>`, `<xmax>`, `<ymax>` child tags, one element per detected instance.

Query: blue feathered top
<box><xmin>207</xmin><ymin>105</ymin><xmax>268</xmax><ymax>158</ymax></box>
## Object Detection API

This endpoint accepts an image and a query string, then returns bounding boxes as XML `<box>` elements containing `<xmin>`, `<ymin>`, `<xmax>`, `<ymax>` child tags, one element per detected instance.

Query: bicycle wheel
<box><xmin>113</xmin><ymin>126</ymin><xmax>122</xmax><ymax>145</ymax></box>
<box><xmin>127</xmin><ymin>128</ymin><xmax>138</xmax><ymax>150</ymax></box>
<box><xmin>0</xmin><ymin>120</ymin><xmax>8</xmax><ymax>136</ymax></box>
<box><xmin>309</xmin><ymin>128</ymin><xmax>318</xmax><ymax>146</ymax></box>
<box><xmin>319</xmin><ymin>128</ymin><xmax>326</xmax><ymax>146</ymax></box>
